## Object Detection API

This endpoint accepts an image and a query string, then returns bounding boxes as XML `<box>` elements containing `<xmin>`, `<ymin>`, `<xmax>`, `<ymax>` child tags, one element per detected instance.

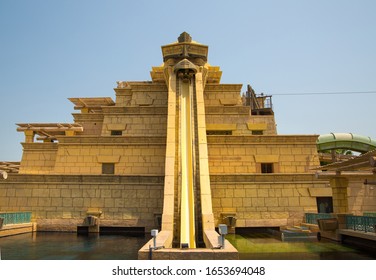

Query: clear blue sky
<box><xmin>1</xmin><ymin>0</ymin><xmax>375</xmax><ymax>161</ymax></box>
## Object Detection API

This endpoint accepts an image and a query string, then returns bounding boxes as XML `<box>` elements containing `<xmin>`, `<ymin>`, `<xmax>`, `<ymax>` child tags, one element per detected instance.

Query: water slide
<box><xmin>179</xmin><ymin>79</ymin><xmax>196</xmax><ymax>248</ymax></box>
<box><xmin>317</xmin><ymin>133</ymin><xmax>376</xmax><ymax>153</ymax></box>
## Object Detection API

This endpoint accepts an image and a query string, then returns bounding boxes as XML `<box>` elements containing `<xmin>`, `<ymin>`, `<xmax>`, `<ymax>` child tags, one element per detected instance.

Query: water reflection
<box><xmin>0</xmin><ymin>232</ymin><xmax>150</xmax><ymax>260</ymax></box>
<box><xmin>226</xmin><ymin>232</ymin><xmax>376</xmax><ymax>260</ymax></box>
<box><xmin>1</xmin><ymin>231</ymin><xmax>375</xmax><ymax>260</ymax></box>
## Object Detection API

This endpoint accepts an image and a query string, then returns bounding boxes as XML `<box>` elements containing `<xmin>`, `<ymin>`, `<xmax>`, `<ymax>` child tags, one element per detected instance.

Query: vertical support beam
<box><xmin>330</xmin><ymin>177</ymin><xmax>349</xmax><ymax>213</ymax></box>
<box><xmin>24</xmin><ymin>130</ymin><xmax>35</xmax><ymax>143</ymax></box>
<box><xmin>65</xmin><ymin>130</ymin><xmax>76</xmax><ymax>136</ymax></box>
<box><xmin>195</xmin><ymin>69</ymin><xmax>215</xmax><ymax>231</ymax></box>
<box><xmin>161</xmin><ymin>67</ymin><xmax>177</xmax><ymax>238</ymax></box>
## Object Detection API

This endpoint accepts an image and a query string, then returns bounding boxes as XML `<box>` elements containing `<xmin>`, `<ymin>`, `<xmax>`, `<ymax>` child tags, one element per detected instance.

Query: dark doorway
<box><xmin>316</xmin><ymin>197</ymin><xmax>333</xmax><ymax>213</ymax></box>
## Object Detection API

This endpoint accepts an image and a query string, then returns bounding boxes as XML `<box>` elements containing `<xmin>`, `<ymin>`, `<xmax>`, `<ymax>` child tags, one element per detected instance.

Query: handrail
<box><xmin>363</xmin><ymin>212</ymin><xmax>376</xmax><ymax>217</ymax></box>
<box><xmin>0</xmin><ymin>212</ymin><xmax>32</xmax><ymax>225</ymax></box>
<box><xmin>305</xmin><ymin>213</ymin><xmax>334</xmax><ymax>225</ymax></box>
<box><xmin>345</xmin><ymin>215</ymin><xmax>376</xmax><ymax>233</ymax></box>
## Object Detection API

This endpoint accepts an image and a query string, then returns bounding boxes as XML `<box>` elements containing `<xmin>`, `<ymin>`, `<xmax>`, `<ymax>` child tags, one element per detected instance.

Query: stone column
<box><xmin>330</xmin><ymin>177</ymin><xmax>349</xmax><ymax>213</ymax></box>
<box><xmin>195</xmin><ymin>69</ymin><xmax>215</xmax><ymax>231</ymax></box>
<box><xmin>24</xmin><ymin>130</ymin><xmax>35</xmax><ymax>143</ymax></box>
<box><xmin>161</xmin><ymin>67</ymin><xmax>177</xmax><ymax>237</ymax></box>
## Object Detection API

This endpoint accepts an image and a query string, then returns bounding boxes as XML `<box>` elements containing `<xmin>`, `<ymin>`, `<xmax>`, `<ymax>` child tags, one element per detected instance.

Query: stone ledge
<box><xmin>57</xmin><ymin>136</ymin><xmax>167</xmax><ymax>144</ymax></box>
<box><xmin>207</xmin><ymin>135</ymin><xmax>319</xmax><ymax>144</ymax></box>
<box><xmin>138</xmin><ymin>230</ymin><xmax>238</xmax><ymax>260</ymax></box>
<box><xmin>0</xmin><ymin>223</ymin><xmax>35</xmax><ymax>237</ymax></box>
<box><xmin>210</xmin><ymin>173</ymin><xmax>324</xmax><ymax>183</ymax></box>
<box><xmin>1</xmin><ymin>174</ymin><xmax>164</xmax><ymax>184</ymax></box>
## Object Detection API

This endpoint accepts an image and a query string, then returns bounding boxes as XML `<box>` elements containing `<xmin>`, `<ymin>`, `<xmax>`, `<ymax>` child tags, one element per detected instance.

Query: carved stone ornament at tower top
<box><xmin>178</xmin><ymin>32</ymin><xmax>192</xmax><ymax>43</ymax></box>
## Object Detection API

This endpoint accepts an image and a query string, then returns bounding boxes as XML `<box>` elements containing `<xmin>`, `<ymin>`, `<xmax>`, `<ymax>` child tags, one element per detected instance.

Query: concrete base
<box><xmin>138</xmin><ymin>230</ymin><xmax>239</xmax><ymax>260</ymax></box>
<box><xmin>138</xmin><ymin>247</ymin><xmax>239</xmax><ymax>260</ymax></box>
<box><xmin>338</xmin><ymin>229</ymin><xmax>376</xmax><ymax>242</ymax></box>
<box><xmin>0</xmin><ymin>223</ymin><xmax>35</xmax><ymax>238</ymax></box>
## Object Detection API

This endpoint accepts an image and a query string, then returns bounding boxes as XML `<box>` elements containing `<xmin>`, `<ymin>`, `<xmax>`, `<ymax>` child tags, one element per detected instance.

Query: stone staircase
<box><xmin>278</xmin><ymin>224</ymin><xmax>319</xmax><ymax>242</ymax></box>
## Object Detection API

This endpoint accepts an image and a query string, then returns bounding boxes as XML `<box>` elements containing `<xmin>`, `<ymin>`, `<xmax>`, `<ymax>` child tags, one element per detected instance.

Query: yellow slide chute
<box><xmin>179</xmin><ymin>79</ymin><xmax>196</xmax><ymax>248</ymax></box>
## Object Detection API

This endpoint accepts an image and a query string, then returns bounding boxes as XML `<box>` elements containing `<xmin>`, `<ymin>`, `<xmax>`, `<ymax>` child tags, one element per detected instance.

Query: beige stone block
<box><xmin>27</xmin><ymin>197</ymin><xmax>39</xmax><ymax>207</ymax></box>
<box><xmin>282</xmin><ymin>188</ymin><xmax>294</xmax><ymax>197</ymax></box>
<box><xmin>254</xmin><ymin>155</ymin><xmax>279</xmax><ymax>163</ymax></box>
<box><xmin>300</xmin><ymin>197</ymin><xmax>316</xmax><ymax>207</ymax></box>
<box><xmin>101</xmin><ymin>189</ymin><xmax>112</xmax><ymax>198</ymax></box>
<box><xmin>73</xmin><ymin>198</ymin><xmax>84</xmax><ymax>207</ymax></box>
<box><xmin>82</xmin><ymin>189</ymin><xmax>96</xmax><ymax>198</ymax></box>
<box><xmin>245</xmin><ymin>189</ymin><xmax>257</xmax><ymax>197</ymax></box>
<box><xmin>257</xmin><ymin>189</ymin><xmax>269</xmax><ymax>197</ymax></box>
<box><xmin>270</xmin><ymin>212</ymin><xmax>289</xmax><ymax>219</ymax></box>
<box><xmin>226</xmin><ymin>189</ymin><xmax>234</xmax><ymax>197</ymax></box>
<box><xmin>246</xmin><ymin>123</ymin><xmax>267</xmax><ymax>131</ymax></box>
<box><xmin>206</xmin><ymin>124</ymin><xmax>237</xmax><ymax>131</ymax></box>
<box><xmin>235</xmin><ymin>166</ymin><xmax>248</xmax><ymax>173</ymax></box>
<box><xmin>51</xmin><ymin>197</ymin><xmax>63</xmax><ymax>206</ymax></box>
<box><xmin>243</xmin><ymin>198</ymin><xmax>253</xmax><ymax>207</ymax></box>
<box><xmin>16</xmin><ymin>197</ymin><xmax>28</xmax><ymax>206</ymax></box>
<box><xmin>233</xmin><ymin>197</ymin><xmax>243</xmax><ymax>207</ymax></box>
<box><xmin>62</xmin><ymin>198</ymin><xmax>73</xmax><ymax>207</ymax></box>
<box><xmin>278</xmin><ymin>197</ymin><xmax>289</xmax><ymax>206</ymax></box>
<box><xmin>221</xmin><ymin>198</ymin><xmax>233</xmax><ymax>207</ymax></box>
<box><xmin>137</xmin><ymin>190</ymin><xmax>149</xmax><ymax>198</ymax></box>
<box><xmin>71</xmin><ymin>189</ymin><xmax>83</xmax><ymax>198</ymax></box>
<box><xmin>308</xmin><ymin>187</ymin><xmax>332</xmax><ymax>197</ymax></box>
<box><xmin>132</xmin><ymin>166</ymin><xmax>147</xmax><ymax>173</ymax></box>
<box><xmin>90</xmin><ymin>198</ymin><xmax>104</xmax><ymax>207</ymax></box>
<box><xmin>0</xmin><ymin>197</ymin><xmax>9</xmax><ymax>206</ymax></box>
<box><xmin>104</xmin><ymin>198</ymin><xmax>115</xmax><ymax>207</ymax></box>
<box><xmin>234</xmin><ymin>189</ymin><xmax>245</xmax><ymax>197</ymax></box>
<box><xmin>265</xmin><ymin>198</ymin><xmax>278</xmax><ymax>207</ymax></box>
<box><xmin>97</xmin><ymin>155</ymin><xmax>120</xmax><ymax>163</ymax></box>
<box><xmin>288</xmin><ymin>197</ymin><xmax>300</xmax><ymax>206</ymax></box>
<box><xmin>32</xmin><ymin>189</ymin><xmax>50</xmax><ymax>197</ymax></box>
<box><xmin>252</xmin><ymin>197</ymin><xmax>265</xmax><ymax>206</ymax></box>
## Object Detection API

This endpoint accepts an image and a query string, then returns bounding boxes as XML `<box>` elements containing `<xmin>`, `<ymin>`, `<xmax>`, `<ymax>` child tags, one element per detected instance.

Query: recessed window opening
<box><xmin>102</xmin><ymin>163</ymin><xmax>115</xmax><ymax>174</ymax></box>
<box><xmin>261</xmin><ymin>163</ymin><xmax>273</xmax><ymax>173</ymax></box>
<box><xmin>111</xmin><ymin>130</ymin><xmax>123</xmax><ymax>136</ymax></box>
<box><xmin>206</xmin><ymin>130</ymin><xmax>232</xmax><ymax>135</ymax></box>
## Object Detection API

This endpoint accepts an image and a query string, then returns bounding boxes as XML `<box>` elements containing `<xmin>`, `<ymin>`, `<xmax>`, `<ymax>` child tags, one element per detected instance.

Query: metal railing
<box><xmin>345</xmin><ymin>215</ymin><xmax>376</xmax><ymax>233</ymax></box>
<box><xmin>0</xmin><ymin>212</ymin><xmax>32</xmax><ymax>225</ymax></box>
<box><xmin>305</xmin><ymin>213</ymin><xmax>334</xmax><ymax>225</ymax></box>
<box><xmin>363</xmin><ymin>212</ymin><xmax>376</xmax><ymax>217</ymax></box>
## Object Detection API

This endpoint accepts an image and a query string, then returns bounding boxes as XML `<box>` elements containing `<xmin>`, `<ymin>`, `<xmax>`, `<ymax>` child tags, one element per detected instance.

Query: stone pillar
<box><xmin>65</xmin><ymin>130</ymin><xmax>76</xmax><ymax>137</ymax></box>
<box><xmin>161</xmin><ymin>67</ymin><xmax>177</xmax><ymax>235</ymax></box>
<box><xmin>24</xmin><ymin>130</ymin><xmax>35</xmax><ymax>143</ymax></box>
<box><xmin>195</xmin><ymin>69</ymin><xmax>215</xmax><ymax>231</ymax></box>
<box><xmin>330</xmin><ymin>177</ymin><xmax>349</xmax><ymax>213</ymax></box>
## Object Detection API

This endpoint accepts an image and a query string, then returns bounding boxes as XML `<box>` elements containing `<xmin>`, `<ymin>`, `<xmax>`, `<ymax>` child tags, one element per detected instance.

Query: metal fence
<box><xmin>0</xmin><ymin>212</ymin><xmax>32</xmax><ymax>225</ymax></box>
<box><xmin>345</xmin><ymin>215</ymin><xmax>376</xmax><ymax>233</ymax></box>
<box><xmin>305</xmin><ymin>213</ymin><xmax>334</xmax><ymax>225</ymax></box>
<box><xmin>363</xmin><ymin>212</ymin><xmax>376</xmax><ymax>217</ymax></box>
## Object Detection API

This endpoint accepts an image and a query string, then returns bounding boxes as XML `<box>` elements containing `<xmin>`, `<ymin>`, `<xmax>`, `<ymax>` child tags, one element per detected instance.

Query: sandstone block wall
<box><xmin>207</xmin><ymin>135</ymin><xmax>320</xmax><ymax>174</ymax></box>
<box><xmin>19</xmin><ymin>138</ymin><xmax>166</xmax><ymax>175</ymax></box>
<box><xmin>346</xmin><ymin>177</ymin><xmax>376</xmax><ymax>215</ymax></box>
<box><xmin>210</xmin><ymin>174</ymin><xmax>329</xmax><ymax>227</ymax></box>
<box><xmin>0</xmin><ymin>175</ymin><xmax>164</xmax><ymax>231</ymax></box>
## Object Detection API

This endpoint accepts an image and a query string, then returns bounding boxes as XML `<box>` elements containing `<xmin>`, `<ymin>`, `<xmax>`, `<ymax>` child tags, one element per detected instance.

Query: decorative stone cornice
<box><xmin>161</xmin><ymin>32</ymin><xmax>208</xmax><ymax>65</ymax></box>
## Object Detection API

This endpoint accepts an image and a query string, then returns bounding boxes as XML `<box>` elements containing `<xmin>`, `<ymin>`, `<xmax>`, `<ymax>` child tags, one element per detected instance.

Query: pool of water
<box><xmin>227</xmin><ymin>232</ymin><xmax>376</xmax><ymax>260</ymax></box>
<box><xmin>0</xmin><ymin>232</ymin><xmax>150</xmax><ymax>260</ymax></box>
<box><xmin>1</xmin><ymin>231</ymin><xmax>375</xmax><ymax>260</ymax></box>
